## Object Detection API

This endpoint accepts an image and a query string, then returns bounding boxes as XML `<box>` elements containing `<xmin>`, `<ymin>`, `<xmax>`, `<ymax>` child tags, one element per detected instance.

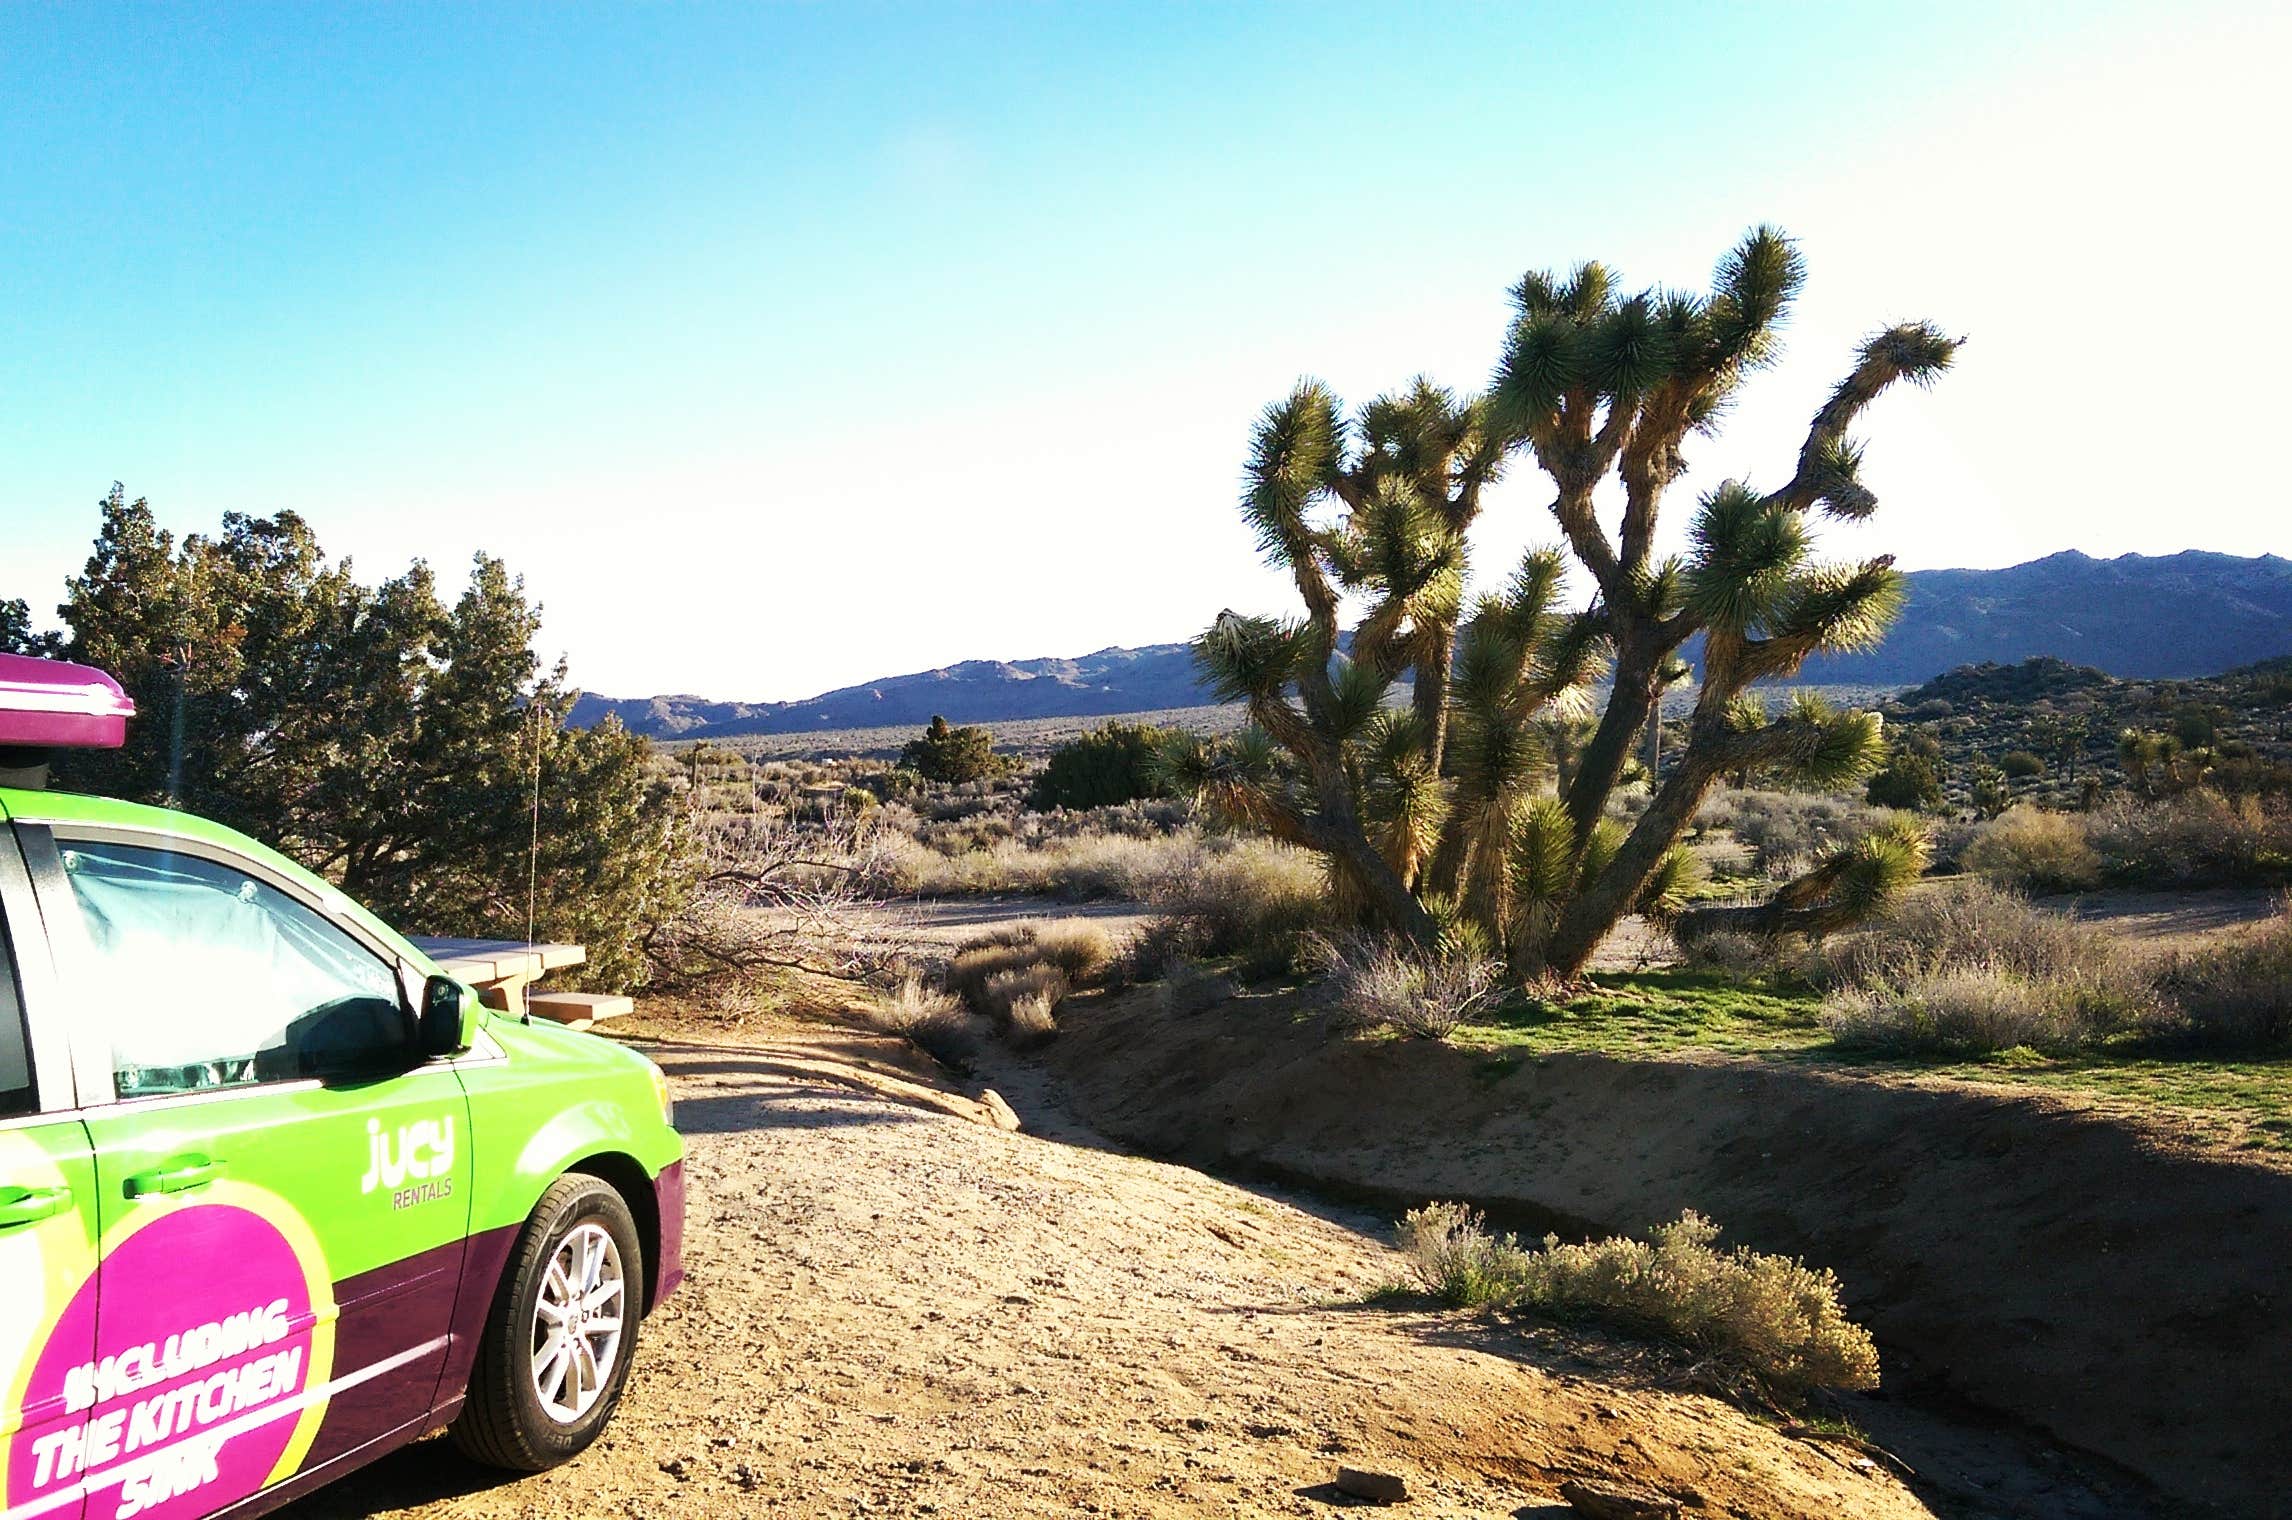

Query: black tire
<box><xmin>451</xmin><ymin>1173</ymin><xmax>646</xmax><ymax>1471</ymax></box>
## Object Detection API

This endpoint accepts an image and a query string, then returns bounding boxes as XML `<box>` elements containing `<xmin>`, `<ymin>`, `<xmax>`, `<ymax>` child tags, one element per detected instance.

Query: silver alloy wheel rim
<box><xmin>531</xmin><ymin>1221</ymin><xmax>626</xmax><ymax>1423</ymax></box>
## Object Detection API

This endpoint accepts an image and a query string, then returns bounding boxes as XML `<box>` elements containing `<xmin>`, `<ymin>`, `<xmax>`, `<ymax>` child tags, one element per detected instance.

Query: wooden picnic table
<box><xmin>408</xmin><ymin>936</ymin><xmax>586</xmax><ymax>1014</ymax></box>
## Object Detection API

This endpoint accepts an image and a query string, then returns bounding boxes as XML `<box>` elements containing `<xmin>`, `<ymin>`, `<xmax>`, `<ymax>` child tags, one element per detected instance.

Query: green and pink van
<box><xmin>0</xmin><ymin>653</ymin><xmax>685</xmax><ymax>1520</ymax></box>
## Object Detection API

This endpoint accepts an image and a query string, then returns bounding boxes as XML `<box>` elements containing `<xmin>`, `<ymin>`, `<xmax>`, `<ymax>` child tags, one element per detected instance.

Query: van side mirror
<box><xmin>419</xmin><ymin>975</ymin><xmax>477</xmax><ymax>1058</ymax></box>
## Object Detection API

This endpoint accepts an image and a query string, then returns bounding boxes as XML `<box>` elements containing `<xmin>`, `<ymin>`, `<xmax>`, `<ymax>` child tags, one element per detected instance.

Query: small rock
<box><xmin>979</xmin><ymin>1089</ymin><xmax>1022</xmax><ymax>1131</ymax></box>
<box><xmin>1334</xmin><ymin>1467</ymin><xmax>1408</xmax><ymax>1504</ymax></box>
<box><xmin>1558</xmin><ymin>1477</ymin><xmax>1681</xmax><ymax>1519</ymax></box>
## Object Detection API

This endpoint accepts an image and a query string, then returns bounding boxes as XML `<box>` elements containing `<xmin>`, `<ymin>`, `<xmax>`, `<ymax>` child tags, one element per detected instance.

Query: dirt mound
<box><xmin>1045</xmin><ymin>986</ymin><xmax>2292</xmax><ymax>1519</ymax></box>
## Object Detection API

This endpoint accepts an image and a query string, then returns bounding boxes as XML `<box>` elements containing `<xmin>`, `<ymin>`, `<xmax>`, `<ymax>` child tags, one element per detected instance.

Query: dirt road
<box><xmin>286</xmin><ymin>1023</ymin><xmax>1932</xmax><ymax>1520</ymax></box>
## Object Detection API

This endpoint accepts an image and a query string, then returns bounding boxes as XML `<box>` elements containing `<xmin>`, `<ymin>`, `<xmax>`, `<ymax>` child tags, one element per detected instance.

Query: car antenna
<box><xmin>527</xmin><ymin>696</ymin><xmax>543</xmax><ymax>947</ymax></box>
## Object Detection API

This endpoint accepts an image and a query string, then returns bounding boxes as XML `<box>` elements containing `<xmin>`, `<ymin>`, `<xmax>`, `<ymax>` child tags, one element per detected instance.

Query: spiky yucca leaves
<box><xmin>1356</xmin><ymin>709</ymin><xmax>1448</xmax><ymax>888</ymax></box>
<box><xmin>1436</xmin><ymin>546</ymin><xmax>1604</xmax><ymax>933</ymax></box>
<box><xmin>1506</xmin><ymin>798</ymin><xmax>1577</xmax><ymax>968</ymax></box>
<box><xmin>1677</xmin><ymin>818</ymin><xmax>1930</xmax><ymax>943</ymax></box>
<box><xmin>1502</xmin><ymin>801</ymin><xmax>1699</xmax><ymax>970</ymax></box>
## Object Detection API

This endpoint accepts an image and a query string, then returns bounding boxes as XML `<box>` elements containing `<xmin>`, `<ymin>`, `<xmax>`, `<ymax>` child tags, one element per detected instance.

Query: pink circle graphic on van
<box><xmin>7</xmin><ymin>1203</ymin><xmax>326</xmax><ymax>1520</ymax></box>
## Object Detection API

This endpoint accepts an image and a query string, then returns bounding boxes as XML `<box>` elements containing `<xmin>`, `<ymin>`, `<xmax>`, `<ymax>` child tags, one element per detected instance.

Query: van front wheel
<box><xmin>452</xmin><ymin>1174</ymin><xmax>646</xmax><ymax>1470</ymax></box>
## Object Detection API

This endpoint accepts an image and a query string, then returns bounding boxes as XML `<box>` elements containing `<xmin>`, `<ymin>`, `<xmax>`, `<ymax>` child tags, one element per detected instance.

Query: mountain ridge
<box><xmin>571</xmin><ymin>549</ymin><xmax>2292</xmax><ymax>739</ymax></box>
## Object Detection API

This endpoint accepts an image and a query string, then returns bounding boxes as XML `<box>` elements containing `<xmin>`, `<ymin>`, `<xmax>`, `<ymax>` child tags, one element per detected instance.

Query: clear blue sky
<box><xmin>4</xmin><ymin>2</ymin><xmax>2283</xmax><ymax>701</ymax></box>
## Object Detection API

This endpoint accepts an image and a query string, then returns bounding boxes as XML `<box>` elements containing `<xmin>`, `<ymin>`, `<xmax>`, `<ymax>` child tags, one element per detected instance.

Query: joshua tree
<box><xmin>1168</xmin><ymin>228</ymin><xmax>1957</xmax><ymax>978</ymax></box>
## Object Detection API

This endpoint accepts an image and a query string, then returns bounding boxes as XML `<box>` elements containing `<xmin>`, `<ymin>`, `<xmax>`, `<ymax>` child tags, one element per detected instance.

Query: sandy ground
<box><xmin>285</xmin><ymin>1022</ymin><xmax>1934</xmax><ymax>1520</ymax></box>
<box><xmin>2031</xmin><ymin>885</ymin><xmax>2284</xmax><ymax>947</ymax></box>
<box><xmin>1044</xmin><ymin>985</ymin><xmax>2281</xmax><ymax>1520</ymax></box>
<box><xmin>883</xmin><ymin>895</ymin><xmax>1674</xmax><ymax>973</ymax></box>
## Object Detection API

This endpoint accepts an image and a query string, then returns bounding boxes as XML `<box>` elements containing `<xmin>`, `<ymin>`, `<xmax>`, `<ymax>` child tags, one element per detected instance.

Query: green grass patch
<box><xmin>1458</xmin><ymin>970</ymin><xmax>1828</xmax><ymax>1057</ymax></box>
<box><xmin>1924</xmin><ymin>1051</ymin><xmax>2292</xmax><ymax>1155</ymax></box>
<box><xmin>1450</xmin><ymin>970</ymin><xmax>2292</xmax><ymax>1156</ymax></box>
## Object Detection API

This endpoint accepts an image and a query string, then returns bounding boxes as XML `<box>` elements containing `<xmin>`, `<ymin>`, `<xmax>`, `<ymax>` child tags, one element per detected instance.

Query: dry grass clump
<box><xmin>1961</xmin><ymin>805</ymin><xmax>2104</xmax><ymax>892</ymax></box>
<box><xmin>1822</xmin><ymin>880</ymin><xmax>2113</xmax><ymax>986</ymax></box>
<box><xmin>889</xmin><ymin>828</ymin><xmax>1201</xmax><ymax>900</ymax></box>
<box><xmin>866</xmin><ymin>973</ymin><xmax>981</xmax><ymax>1069</ymax></box>
<box><xmin>941</xmin><ymin>916</ymin><xmax>1129</xmax><ymax>1046</ymax></box>
<box><xmin>1819</xmin><ymin>881</ymin><xmax>2161</xmax><ymax>1054</ymax></box>
<box><xmin>947</xmin><ymin>938</ymin><xmax>1045</xmax><ymax>1010</ymax></box>
<box><xmin>2155</xmin><ymin>901</ymin><xmax>2292</xmax><ymax>1048</ymax></box>
<box><xmin>948</xmin><ymin>918</ymin><xmax>1120</xmax><ymax>999</ymax></box>
<box><xmin>1318</xmin><ymin>935</ymin><xmax>1502</xmax><ymax>1040</ymax></box>
<box><xmin>1023</xmin><ymin>919</ymin><xmax>1122</xmax><ymax>984</ymax></box>
<box><xmin>982</xmin><ymin>961</ymin><xmax>1069</xmax><ymax>1011</ymax></box>
<box><xmin>1396</xmin><ymin>1204</ymin><xmax>1879</xmax><ymax>1398</ymax></box>
<box><xmin>1003</xmin><ymin>988</ymin><xmax>1060</xmax><ymax>1049</ymax></box>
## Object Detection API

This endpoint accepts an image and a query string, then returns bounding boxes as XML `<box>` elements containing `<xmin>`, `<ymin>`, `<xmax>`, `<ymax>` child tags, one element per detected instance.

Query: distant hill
<box><xmin>1793</xmin><ymin>549</ymin><xmax>2292</xmax><ymax>686</ymax></box>
<box><xmin>573</xmin><ymin>549</ymin><xmax>2292</xmax><ymax>739</ymax></box>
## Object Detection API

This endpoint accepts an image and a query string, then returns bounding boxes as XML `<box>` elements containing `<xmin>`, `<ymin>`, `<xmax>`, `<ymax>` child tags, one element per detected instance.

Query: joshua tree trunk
<box><xmin>1565</xmin><ymin>642</ymin><xmax>1657</xmax><ymax>837</ymax></box>
<box><xmin>1548</xmin><ymin>744</ymin><xmax>1720</xmax><ymax>974</ymax></box>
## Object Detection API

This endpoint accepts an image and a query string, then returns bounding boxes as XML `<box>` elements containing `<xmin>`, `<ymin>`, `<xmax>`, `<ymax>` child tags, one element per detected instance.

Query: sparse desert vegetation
<box><xmin>1396</xmin><ymin>1204</ymin><xmax>1881</xmax><ymax>1399</ymax></box>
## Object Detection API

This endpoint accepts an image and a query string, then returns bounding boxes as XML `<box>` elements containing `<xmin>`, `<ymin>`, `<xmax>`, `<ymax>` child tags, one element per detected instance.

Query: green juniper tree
<box><xmin>47</xmin><ymin>487</ymin><xmax>693</xmax><ymax>989</ymax></box>
<box><xmin>1</xmin><ymin>597</ymin><xmax>64</xmax><ymax>656</ymax></box>
<box><xmin>1168</xmin><ymin>228</ymin><xmax>1956</xmax><ymax>978</ymax></box>
<box><xmin>901</xmin><ymin>715</ymin><xmax>1003</xmax><ymax>784</ymax></box>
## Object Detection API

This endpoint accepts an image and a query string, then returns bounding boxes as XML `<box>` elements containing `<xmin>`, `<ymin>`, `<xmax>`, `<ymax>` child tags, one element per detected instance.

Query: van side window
<box><xmin>58</xmin><ymin>839</ymin><xmax>408</xmax><ymax>1097</ymax></box>
<box><xmin>0</xmin><ymin>899</ymin><xmax>33</xmax><ymax>1116</ymax></box>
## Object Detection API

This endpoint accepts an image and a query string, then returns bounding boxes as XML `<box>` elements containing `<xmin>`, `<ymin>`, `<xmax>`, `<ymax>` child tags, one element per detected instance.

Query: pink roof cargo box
<box><xmin>0</xmin><ymin>653</ymin><xmax>137</xmax><ymax>750</ymax></box>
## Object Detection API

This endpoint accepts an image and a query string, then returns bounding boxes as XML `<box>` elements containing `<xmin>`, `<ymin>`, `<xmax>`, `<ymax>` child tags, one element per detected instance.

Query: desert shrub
<box><xmin>1319</xmin><ymin>936</ymin><xmax>1501</xmax><ymax>1039</ymax></box>
<box><xmin>1395</xmin><ymin>1201</ymin><xmax>1535</xmax><ymax>1308</ymax></box>
<box><xmin>2173</xmin><ymin>707</ymin><xmax>2222</xmax><ymax>749</ymax></box>
<box><xmin>1696</xmin><ymin>789</ymin><xmax>1893</xmax><ymax>875</ymax></box>
<box><xmin>1999</xmin><ymin>750</ymin><xmax>2045</xmax><ymax>780</ymax></box>
<box><xmin>1824</xmin><ymin>880</ymin><xmax>2115</xmax><ymax>986</ymax></box>
<box><xmin>1826</xmin><ymin>965</ymin><xmax>2106</xmax><ymax>1054</ymax></box>
<box><xmin>1396</xmin><ymin>1205</ymin><xmax>1879</xmax><ymax>1397</ymax></box>
<box><xmin>1689</xmin><ymin>836</ymin><xmax>1755</xmax><ymax>880</ymax></box>
<box><xmin>1149</xmin><ymin>838</ymin><xmax>1326</xmax><ymax>974</ymax></box>
<box><xmin>2155</xmin><ymin>904</ymin><xmax>2292</xmax><ymax>1048</ymax></box>
<box><xmin>1029</xmin><ymin>721</ymin><xmax>1176</xmax><ymax>810</ymax></box>
<box><xmin>866</xmin><ymin>974</ymin><xmax>981</xmax><ymax>1069</ymax></box>
<box><xmin>1961</xmin><ymin>806</ymin><xmax>2103</xmax><ymax>891</ymax></box>
<box><xmin>1864</xmin><ymin>746</ymin><xmax>1945</xmax><ymax>811</ymax></box>
<box><xmin>1819</xmin><ymin>881</ymin><xmax>2160</xmax><ymax>1053</ymax></box>
<box><xmin>1003</xmin><ymin>988</ymin><xmax>1060</xmax><ymax>1048</ymax></box>
<box><xmin>2086</xmin><ymin>791</ymin><xmax>2292</xmax><ymax>887</ymax></box>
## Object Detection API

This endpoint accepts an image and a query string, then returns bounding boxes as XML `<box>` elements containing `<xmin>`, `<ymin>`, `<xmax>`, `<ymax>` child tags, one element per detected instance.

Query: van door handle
<box><xmin>0</xmin><ymin>1185</ymin><xmax>73</xmax><ymax>1229</ymax></box>
<box><xmin>123</xmin><ymin>1156</ymin><xmax>223</xmax><ymax>1197</ymax></box>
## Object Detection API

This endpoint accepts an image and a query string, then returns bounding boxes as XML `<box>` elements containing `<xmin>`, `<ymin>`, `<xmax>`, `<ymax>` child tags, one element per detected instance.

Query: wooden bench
<box><xmin>409</xmin><ymin>937</ymin><xmax>587</xmax><ymax>1015</ymax></box>
<box><xmin>526</xmin><ymin>990</ymin><xmax>635</xmax><ymax>1032</ymax></box>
